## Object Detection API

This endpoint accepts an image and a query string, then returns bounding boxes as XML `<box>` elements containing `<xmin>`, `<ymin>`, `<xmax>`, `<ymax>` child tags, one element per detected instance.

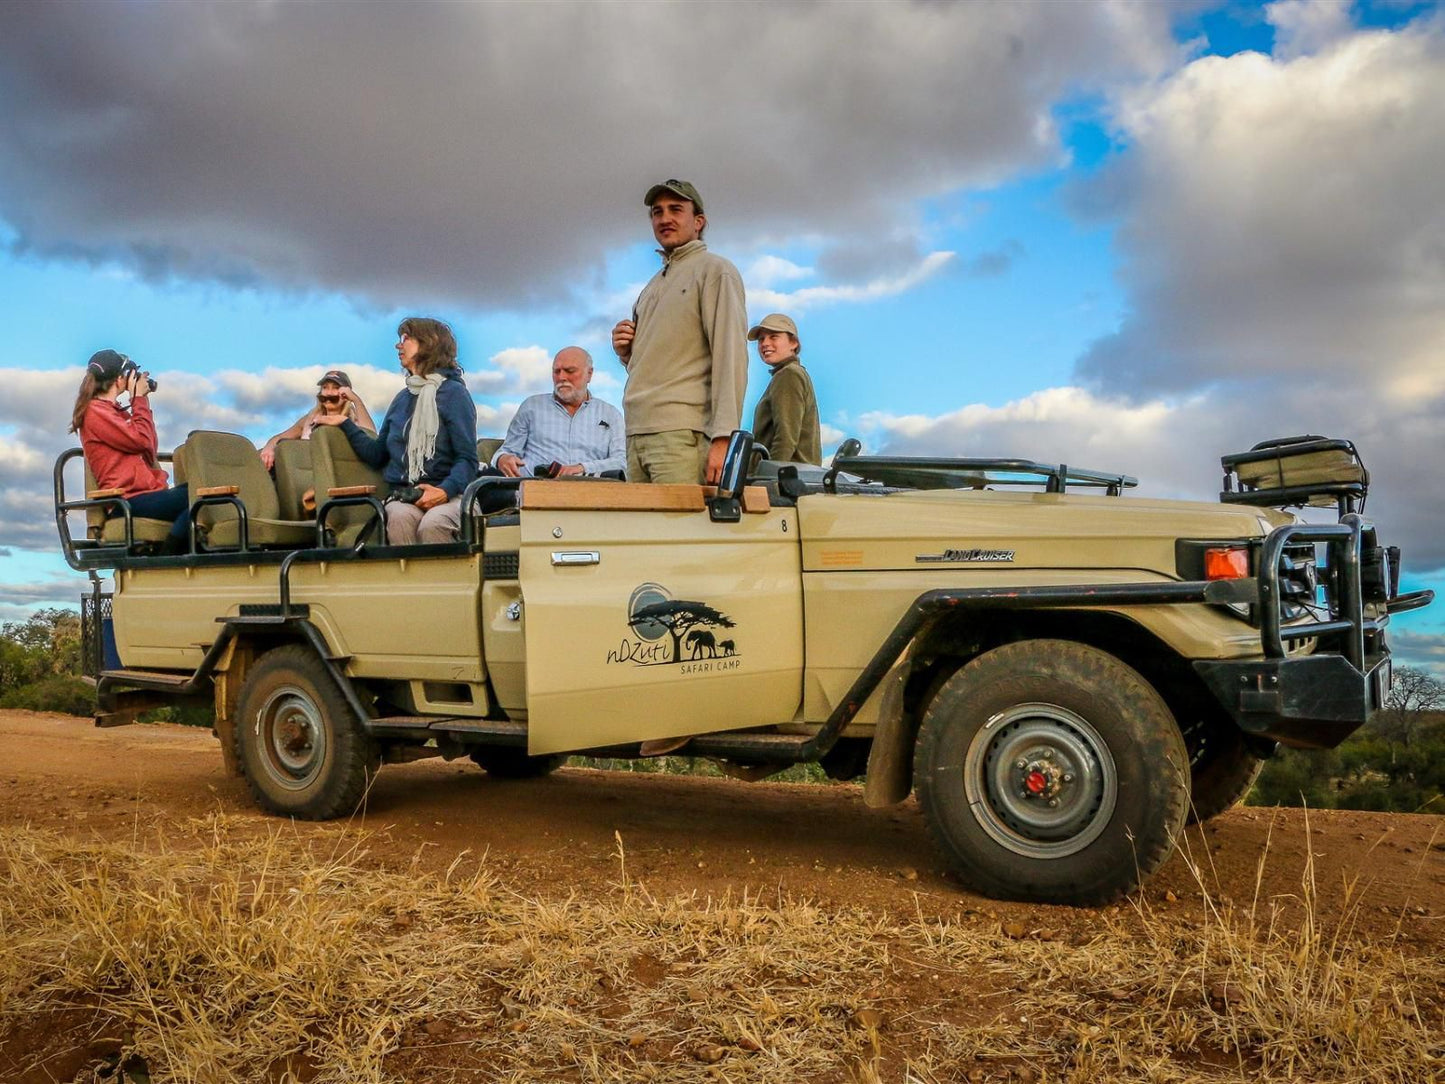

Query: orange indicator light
<box><xmin>1204</xmin><ymin>547</ymin><xmax>1250</xmax><ymax>580</ymax></box>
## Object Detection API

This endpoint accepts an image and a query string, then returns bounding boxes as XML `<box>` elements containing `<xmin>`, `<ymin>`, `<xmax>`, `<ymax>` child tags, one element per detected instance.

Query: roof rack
<box><xmin>825</xmin><ymin>456</ymin><xmax>1138</xmax><ymax>496</ymax></box>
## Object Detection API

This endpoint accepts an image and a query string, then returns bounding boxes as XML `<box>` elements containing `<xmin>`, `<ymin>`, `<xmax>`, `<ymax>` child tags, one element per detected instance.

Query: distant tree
<box><xmin>1370</xmin><ymin>666</ymin><xmax>1445</xmax><ymax>747</ymax></box>
<box><xmin>627</xmin><ymin>601</ymin><xmax>735</xmax><ymax>665</ymax></box>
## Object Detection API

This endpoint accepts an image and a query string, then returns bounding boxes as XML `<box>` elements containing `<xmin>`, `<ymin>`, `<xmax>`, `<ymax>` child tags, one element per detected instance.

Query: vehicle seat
<box><xmin>183</xmin><ymin>430</ymin><xmax>314</xmax><ymax>549</ymax></box>
<box><xmin>309</xmin><ymin>425</ymin><xmax>390</xmax><ymax>546</ymax></box>
<box><xmin>273</xmin><ymin>439</ymin><xmax>314</xmax><ymax>520</ymax></box>
<box><xmin>477</xmin><ymin>437</ymin><xmax>503</xmax><ymax>468</ymax></box>
<box><xmin>82</xmin><ymin>461</ymin><xmax>172</xmax><ymax>546</ymax></box>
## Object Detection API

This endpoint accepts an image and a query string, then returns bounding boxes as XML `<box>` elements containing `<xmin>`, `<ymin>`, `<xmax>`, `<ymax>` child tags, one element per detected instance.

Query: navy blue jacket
<box><xmin>341</xmin><ymin>368</ymin><xmax>478</xmax><ymax>498</ymax></box>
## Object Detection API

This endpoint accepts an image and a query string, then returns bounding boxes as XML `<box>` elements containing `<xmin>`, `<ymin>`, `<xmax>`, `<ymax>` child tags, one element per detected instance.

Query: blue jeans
<box><xmin>126</xmin><ymin>484</ymin><xmax>191</xmax><ymax>541</ymax></box>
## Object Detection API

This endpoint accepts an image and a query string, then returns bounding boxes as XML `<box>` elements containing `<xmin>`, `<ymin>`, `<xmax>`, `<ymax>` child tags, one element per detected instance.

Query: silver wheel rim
<box><xmin>255</xmin><ymin>684</ymin><xmax>328</xmax><ymax>791</ymax></box>
<box><xmin>962</xmin><ymin>702</ymin><xmax>1118</xmax><ymax>859</ymax></box>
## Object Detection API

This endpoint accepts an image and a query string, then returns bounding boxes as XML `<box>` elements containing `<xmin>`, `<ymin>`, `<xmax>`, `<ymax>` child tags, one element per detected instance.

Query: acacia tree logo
<box><xmin>627</xmin><ymin>584</ymin><xmax>737</xmax><ymax>664</ymax></box>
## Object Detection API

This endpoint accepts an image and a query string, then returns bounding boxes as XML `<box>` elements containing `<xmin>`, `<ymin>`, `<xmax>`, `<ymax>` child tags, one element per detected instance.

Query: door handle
<box><xmin>551</xmin><ymin>550</ymin><xmax>600</xmax><ymax>566</ymax></box>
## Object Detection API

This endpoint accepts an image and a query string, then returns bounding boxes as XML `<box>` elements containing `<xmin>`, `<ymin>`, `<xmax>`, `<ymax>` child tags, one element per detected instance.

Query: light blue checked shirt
<box><xmin>493</xmin><ymin>393</ymin><xmax>627</xmax><ymax>475</ymax></box>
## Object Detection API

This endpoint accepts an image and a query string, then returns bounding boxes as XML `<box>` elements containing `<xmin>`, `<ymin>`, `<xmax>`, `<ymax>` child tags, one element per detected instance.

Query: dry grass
<box><xmin>0</xmin><ymin>816</ymin><xmax>1440</xmax><ymax>1084</ymax></box>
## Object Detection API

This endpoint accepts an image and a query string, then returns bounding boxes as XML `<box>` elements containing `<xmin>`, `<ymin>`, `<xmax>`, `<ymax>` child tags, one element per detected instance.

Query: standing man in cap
<box><xmin>611</xmin><ymin>179</ymin><xmax>748</xmax><ymax>485</ymax></box>
<box><xmin>748</xmin><ymin>313</ymin><xmax>821</xmax><ymax>465</ymax></box>
<box><xmin>259</xmin><ymin>369</ymin><xmax>377</xmax><ymax>470</ymax></box>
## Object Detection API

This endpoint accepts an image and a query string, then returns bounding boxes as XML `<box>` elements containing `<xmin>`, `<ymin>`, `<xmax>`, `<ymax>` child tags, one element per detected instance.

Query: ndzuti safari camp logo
<box><xmin>607</xmin><ymin>583</ymin><xmax>741</xmax><ymax>673</ymax></box>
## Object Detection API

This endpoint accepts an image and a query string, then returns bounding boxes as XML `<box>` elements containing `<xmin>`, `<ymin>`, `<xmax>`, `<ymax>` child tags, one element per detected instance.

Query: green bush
<box><xmin>0</xmin><ymin>675</ymin><xmax>95</xmax><ymax>716</ymax></box>
<box><xmin>1249</xmin><ymin>726</ymin><xmax>1445</xmax><ymax>812</ymax></box>
<box><xmin>139</xmin><ymin>702</ymin><xmax>216</xmax><ymax>728</ymax></box>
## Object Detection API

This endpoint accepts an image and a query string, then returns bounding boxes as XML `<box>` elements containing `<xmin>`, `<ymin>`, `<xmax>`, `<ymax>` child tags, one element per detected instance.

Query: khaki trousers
<box><xmin>626</xmin><ymin>430</ymin><xmax>709</xmax><ymax>484</ymax></box>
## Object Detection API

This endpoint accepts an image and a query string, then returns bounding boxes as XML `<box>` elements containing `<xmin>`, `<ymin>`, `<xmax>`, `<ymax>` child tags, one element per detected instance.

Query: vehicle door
<box><xmin>517</xmin><ymin>482</ymin><xmax>802</xmax><ymax>755</ymax></box>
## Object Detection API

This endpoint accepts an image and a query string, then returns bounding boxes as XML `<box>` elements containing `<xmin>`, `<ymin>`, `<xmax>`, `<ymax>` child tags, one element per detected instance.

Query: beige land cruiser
<box><xmin>53</xmin><ymin>429</ymin><xmax>1432</xmax><ymax>906</ymax></box>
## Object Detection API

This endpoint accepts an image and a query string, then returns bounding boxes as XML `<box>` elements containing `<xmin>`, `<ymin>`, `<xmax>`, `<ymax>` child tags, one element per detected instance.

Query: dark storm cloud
<box><xmin>0</xmin><ymin>2</ymin><xmax>1177</xmax><ymax>310</ymax></box>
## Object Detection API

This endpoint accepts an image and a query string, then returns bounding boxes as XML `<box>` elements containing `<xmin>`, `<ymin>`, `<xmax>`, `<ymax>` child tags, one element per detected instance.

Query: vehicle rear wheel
<box><xmin>468</xmin><ymin>747</ymin><xmax>569</xmax><ymax>779</ymax></box>
<box><xmin>1183</xmin><ymin>721</ymin><xmax>1266</xmax><ymax>824</ymax></box>
<box><xmin>914</xmin><ymin>639</ymin><xmax>1189</xmax><ymax>906</ymax></box>
<box><xmin>235</xmin><ymin>644</ymin><xmax>378</xmax><ymax>819</ymax></box>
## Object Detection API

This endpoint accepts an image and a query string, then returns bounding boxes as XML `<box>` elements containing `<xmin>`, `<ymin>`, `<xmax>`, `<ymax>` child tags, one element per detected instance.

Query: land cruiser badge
<box><xmin>916</xmin><ymin>548</ymin><xmax>1016</xmax><ymax>564</ymax></box>
<box><xmin>607</xmin><ymin>583</ymin><xmax>741</xmax><ymax>672</ymax></box>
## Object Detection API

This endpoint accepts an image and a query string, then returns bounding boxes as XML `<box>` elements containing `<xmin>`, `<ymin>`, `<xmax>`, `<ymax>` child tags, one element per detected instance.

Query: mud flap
<box><xmin>863</xmin><ymin>662</ymin><xmax>911</xmax><ymax>808</ymax></box>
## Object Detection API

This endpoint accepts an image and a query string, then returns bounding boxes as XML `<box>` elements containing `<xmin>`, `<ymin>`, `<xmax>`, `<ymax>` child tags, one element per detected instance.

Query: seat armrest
<box><xmin>196</xmin><ymin>484</ymin><xmax>241</xmax><ymax>497</ymax></box>
<box><xmin>327</xmin><ymin>484</ymin><xmax>378</xmax><ymax>497</ymax></box>
<box><xmin>86</xmin><ymin>488</ymin><xmax>125</xmax><ymax>499</ymax></box>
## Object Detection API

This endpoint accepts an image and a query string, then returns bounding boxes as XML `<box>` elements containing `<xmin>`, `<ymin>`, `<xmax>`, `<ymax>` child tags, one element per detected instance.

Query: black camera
<box><xmin>121</xmin><ymin>358</ymin><xmax>157</xmax><ymax>393</ymax></box>
<box><xmin>391</xmin><ymin>485</ymin><xmax>424</xmax><ymax>504</ymax></box>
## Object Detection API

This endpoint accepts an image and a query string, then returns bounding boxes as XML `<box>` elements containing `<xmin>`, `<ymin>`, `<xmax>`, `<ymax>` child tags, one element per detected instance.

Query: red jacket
<box><xmin>80</xmin><ymin>397</ymin><xmax>170</xmax><ymax>497</ymax></box>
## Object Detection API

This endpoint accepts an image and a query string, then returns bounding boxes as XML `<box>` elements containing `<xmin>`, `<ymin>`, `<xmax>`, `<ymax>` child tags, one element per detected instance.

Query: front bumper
<box><xmin>1193</xmin><ymin>652</ymin><xmax>1392</xmax><ymax>750</ymax></box>
<box><xmin>1191</xmin><ymin>514</ymin><xmax>1434</xmax><ymax>750</ymax></box>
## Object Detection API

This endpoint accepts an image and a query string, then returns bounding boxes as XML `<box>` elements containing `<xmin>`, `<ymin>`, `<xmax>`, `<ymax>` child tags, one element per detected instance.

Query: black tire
<box><xmin>914</xmin><ymin>639</ymin><xmax>1189</xmax><ymax>906</ymax></box>
<box><xmin>468</xmin><ymin>747</ymin><xmax>569</xmax><ymax>779</ymax></box>
<box><xmin>1183</xmin><ymin>721</ymin><xmax>1265</xmax><ymax>824</ymax></box>
<box><xmin>234</xmin><ymin>644</ymin><xmax>378</xmax><ymax>819</ymax></box>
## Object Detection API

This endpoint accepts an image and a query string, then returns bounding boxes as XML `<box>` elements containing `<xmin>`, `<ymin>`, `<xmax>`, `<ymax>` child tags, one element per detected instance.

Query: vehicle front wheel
<box><xmin>914</xmin><ymin>639</ymin><xmax>1189</xmax><ymax>906</ymax></box>
<box><xmin>468</xmin><ymin>747</ymin><xmax>569</xmax><ymax>779</ymax></box>
<box><xmin>235</xmin><ymin>644</ymin><xmax>378</xmax><ymax>819</ymax></box>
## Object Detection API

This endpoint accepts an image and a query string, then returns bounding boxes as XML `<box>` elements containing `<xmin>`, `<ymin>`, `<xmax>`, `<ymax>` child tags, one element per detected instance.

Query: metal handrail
<box><xmin>53</xmin><ymin>446</ymin><xmax>177</xmax><ymax>570</ymax></box>
<box><xmin>459</xmin><ymin>475</ymin><xmax>524</xmax><ymax>545</ymax></box>
<box><xmin>828</xmin><ymin>455</ymin><xmax>1138</xmax><ymax>495</ymax></box>
<box><xmin>315</xmin><ymin>494</ymin><xmax>387</xmax><ymax>549</ymax></box>
<box><xmin>188</xmin><ymin>493</ymin><xmax>249</xmax><ymax>554</ymax></box>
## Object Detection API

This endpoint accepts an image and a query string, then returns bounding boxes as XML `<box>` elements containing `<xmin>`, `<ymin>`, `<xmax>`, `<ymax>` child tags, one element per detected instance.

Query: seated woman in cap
<box><xmin>258</xmin><ymin>369</ymin><xmax>376</xmax><ymax>470</ymax></box>
<box><xmin>70</xmin><ymin>349</ymin><xmax>191</xmax><ymax>554</ymax></box>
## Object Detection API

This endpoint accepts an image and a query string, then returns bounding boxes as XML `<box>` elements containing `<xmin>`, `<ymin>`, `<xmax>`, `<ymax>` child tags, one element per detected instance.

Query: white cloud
<box><xmin>744</xmin><ymin>256</ymin><xmax>814</xmax><ymax>289</ymax></box>
<box><xmin>1075</xmin><ymin>13</ymin><xmax>1445</xmax><ymax>401</ymax></box>
<box><xmin>0</xmin><ymin>3</ymin><xmax>1181</xmax><ymax>309</ymax></box>
<box><xmin>749</xmin><ymin>251</ymin><xmax>957</xmax><ymax>312</ymax></box>
<box><xmin>1266</xmin><ymin>0</ymin><xmax>1356</xmax><ymax>60</ymax></box>
<box><xmin>467</xmin><ymin>347</ymin><xmax>554</xmax><ymax>397</ymax></box>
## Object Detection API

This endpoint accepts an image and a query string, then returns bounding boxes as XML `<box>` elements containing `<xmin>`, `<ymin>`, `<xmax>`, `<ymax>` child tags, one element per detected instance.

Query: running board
<box><xmin>362</xmin><ymin>716</ymin><xmax>818</xmax><ymax>763</ymax></box>
<box><xmin>364</xmin><ymin>716</ymin><xmax>529</xmax><ymax>742</ymax></box>
<box><xmin>98</xmin><ymin>668</ymin><xmax>197</xmax><ymax>690</ymax></box>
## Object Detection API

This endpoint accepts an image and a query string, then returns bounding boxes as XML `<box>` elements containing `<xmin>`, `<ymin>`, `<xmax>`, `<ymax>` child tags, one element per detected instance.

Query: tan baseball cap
<box><xmin>644</xmin><ymin>179</ymin><xmax>704</xmax><ymax>212</ymax></box>
<box><xmin>747</xmin><ymin>313</ymin><xmax>800</xmax><ymax>351</ymax></box>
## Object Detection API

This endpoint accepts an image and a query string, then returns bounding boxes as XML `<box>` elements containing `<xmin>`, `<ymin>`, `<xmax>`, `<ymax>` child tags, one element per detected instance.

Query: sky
<box><xmin>0</xmin><ymin>0</ymin><xmax>1440</xmax><ymax>674</ymax></box>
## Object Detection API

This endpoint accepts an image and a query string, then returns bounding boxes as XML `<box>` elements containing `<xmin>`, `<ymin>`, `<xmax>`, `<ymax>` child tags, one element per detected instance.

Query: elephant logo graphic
<box><xmin>686</xmin><ymin>629</ymin><xmax>717</xmax><ymax>659</ymax></box>
<box><xmin>608</xmin><ymin>583</ymin><xmax>740</xmax><ymax>668</ymax></box>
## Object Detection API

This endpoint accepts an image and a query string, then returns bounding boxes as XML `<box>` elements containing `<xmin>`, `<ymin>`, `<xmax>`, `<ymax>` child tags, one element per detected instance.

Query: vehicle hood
<box><xmin>796</xmin><ymin>489</ymin><xmax>1293</xmax><ymax>576</ymax></box>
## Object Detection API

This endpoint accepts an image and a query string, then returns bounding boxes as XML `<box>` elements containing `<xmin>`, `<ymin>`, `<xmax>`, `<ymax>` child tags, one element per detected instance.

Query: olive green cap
<box><xmin>644</xmin><ymin>179</ymin><xmax>704</xmax><ymax>213</ymax></box>
<box><xmin>747</xmin><ymin>313</ymin><xmax>800</xmax><ymax>352</ymax></box>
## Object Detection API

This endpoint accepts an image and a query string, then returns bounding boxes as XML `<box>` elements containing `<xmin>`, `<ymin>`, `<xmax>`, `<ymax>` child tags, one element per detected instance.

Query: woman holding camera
<box><xmin>70</xmin><ymin>349</ymin><xmax>191</xmax><ymax>553</ymax></box>
<box><xmin>258</xmin><ymin>368</ymin><xmax>376</xmax><ymax>470</ymax></box>
<box><xmin>313</xmin><ymin>318</ymin><xmax>477</xmax><ymax>545</ymax></box>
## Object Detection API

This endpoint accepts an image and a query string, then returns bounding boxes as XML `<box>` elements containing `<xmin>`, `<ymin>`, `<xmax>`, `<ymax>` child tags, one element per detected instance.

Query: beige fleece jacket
<box><xmin>622</xmin><ymin>240</ymin><xmax>749</xmax><ymax>439</ymax></box>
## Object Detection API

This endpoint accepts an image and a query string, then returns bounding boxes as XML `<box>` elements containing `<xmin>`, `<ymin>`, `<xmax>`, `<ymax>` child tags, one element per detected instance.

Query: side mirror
<box><xmin>832</xmin><ymin>437</ymin><xmax>862</xmax><ymax>467</ymax></box>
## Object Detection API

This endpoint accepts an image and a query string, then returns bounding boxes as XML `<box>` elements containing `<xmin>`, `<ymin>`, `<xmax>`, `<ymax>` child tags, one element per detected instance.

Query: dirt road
<box><xmin>2</xmin><ymin>709</ymin><xmax>1441</xmax><ymax>934</ymax></box>
<box><xmin>2</xmin><ymin>709</ymin><xmax>1443</xmax><ymax>1083</ymax></box>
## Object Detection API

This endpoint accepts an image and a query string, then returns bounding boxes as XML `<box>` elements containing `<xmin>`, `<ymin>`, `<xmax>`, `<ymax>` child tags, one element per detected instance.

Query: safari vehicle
<box><xmin>53</xmin><ymin>429</ymin><xmax>1432</xmax><ymax>905</ymax></box>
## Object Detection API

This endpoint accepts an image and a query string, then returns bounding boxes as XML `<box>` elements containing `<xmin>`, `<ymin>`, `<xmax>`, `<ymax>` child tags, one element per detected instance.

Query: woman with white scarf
<box><xmin>314</xmin><ymin>317</ymin><xmax>478</xmax><ymax>544</ymax></box>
